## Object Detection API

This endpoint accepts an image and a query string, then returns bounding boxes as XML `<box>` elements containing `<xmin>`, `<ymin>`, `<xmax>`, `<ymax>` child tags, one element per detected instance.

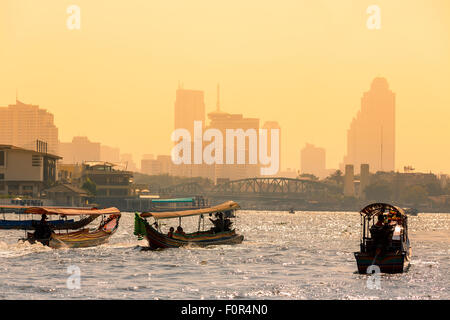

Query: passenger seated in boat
<box><xmin>370</xmin><ymin>214</ymin><xmax>395</xmax><ymax>250</ymax></box>
<box><xmin>176</xmin><ymin>226</ymin><xmax>185</xmax><ymax>235</ymax></box>
<box><xmin>168</xmin><ymin>227</ymin><xmax>174</xmax><ymax>238</ymax></box>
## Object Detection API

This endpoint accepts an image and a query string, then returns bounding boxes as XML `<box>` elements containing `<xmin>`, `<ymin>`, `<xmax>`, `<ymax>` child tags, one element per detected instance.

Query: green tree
<box><xmin>82</xmin><ymin>178</ymin><xmax>97</xmax><ymax>196</ymax></box>
<box><xmin>364</xmin><ymin>181</ymin><xmax>393</xmax><ymax>202</ymax></box>
<box><xmin>324</xmin><ymin>170</ymin><xmax>344</xmax><ymax>193</ymax></box>
<box><xmin>298</xmin><ymin>173</ymin><xmax>319</xmax><ymax>181</ymax></box>
<box><xmin>400</xmin><ymin>185</ymin><xmax>428</xmax><ymax>205</ymax></box>
<box><xmin>423</xmin><ymin>182</ymin><xmax>443</xmax><ymax>196</ymax></box>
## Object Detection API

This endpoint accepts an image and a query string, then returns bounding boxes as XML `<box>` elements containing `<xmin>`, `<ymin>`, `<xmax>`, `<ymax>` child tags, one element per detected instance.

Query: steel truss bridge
<box><xmin>158</xmin><ymin>177</ymin><xmax>340</xmax><ymax>200</ymax></box>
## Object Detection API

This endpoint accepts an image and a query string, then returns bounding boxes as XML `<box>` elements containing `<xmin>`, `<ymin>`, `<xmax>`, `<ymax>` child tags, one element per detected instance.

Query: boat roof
<box><xmin>0</xmin><ymin>205</ymin><xmax>95</xmax><ymax>210</ymax></box>
<box><xmin>141</xmin><ymin>201</ymin><xmax>240</xmax><ymax>219</ymax></box>
<box><xmin>24</xmin><ymin>207</ymin><xmax>121</xmax><ymax>216</ymax></box>
<box><xmin>360</xmin><ymin>203</ymin><xmax>405</xmax><ymax>218</ymax></box>
<box><xmin>151</xmin><ymin>197</ymin><xmax>193</xmax><ymax>203</ymax></box>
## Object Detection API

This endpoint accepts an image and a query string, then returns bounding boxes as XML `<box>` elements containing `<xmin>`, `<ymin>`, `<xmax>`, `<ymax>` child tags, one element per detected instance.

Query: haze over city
<box><xmin>1</xmin><ymin>0</ymin><xmax>449</xmax><ymax>173</ymax></box>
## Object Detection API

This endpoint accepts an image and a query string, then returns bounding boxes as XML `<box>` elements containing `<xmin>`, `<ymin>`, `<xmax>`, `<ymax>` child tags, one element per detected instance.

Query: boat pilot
<box><xmin>33</xmin><ymin>214</ymin><xmax>53</xmax><ymax>242</ymax></box>
<box><xmin>375</xmin><ymin>214</ymin><xmax>384</xmax><ymax>227</ymax></box>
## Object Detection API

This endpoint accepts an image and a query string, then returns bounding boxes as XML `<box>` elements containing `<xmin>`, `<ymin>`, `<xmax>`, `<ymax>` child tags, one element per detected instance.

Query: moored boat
<box><xmin>354</xmin><ymin>203</ymin><xmax>411</xmax><ymax>274</ymax></box>
<box><xmin>20</xmin><ymin>207</ymin><xmax>121</xmax><ymax>248</ymax></box>
<box><xmin>134</xmin><ymin>201</ymin><xmax>244</xmax><ymax>250</ymax></box>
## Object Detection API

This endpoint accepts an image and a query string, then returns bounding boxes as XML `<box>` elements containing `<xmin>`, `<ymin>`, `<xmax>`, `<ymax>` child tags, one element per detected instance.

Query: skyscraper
<box><xmin>173</xmin><ymin>84</ymin><xmax>206</xmax><ymax>177</ymax></box>
<box><xmin>342</xmin><ymin>77</ymin><xmax>395</xmax><ymax>173</ymax></box>
<box><xmin>207</xmin><ymin>86</ymin><xmax>260</xmax><ymax>180</ymax></box>
<box><xmin>174</xmin><ymin>85</ymin><xmax>205</xmax><ymax>136</ymax></box>
<box><xmin>0</xmin><ymin>100</ymin><xmax>59</xmax><ymax>154</ymax></box>
<box><xmin>301</xmin><ymin>143</ymin><xmax>326</xmax><ymax>178</ymax></box>
<box><xmin>59</xmin><ymin>136</ymin><xmax>101</xmax><ymax>164</ymax></box>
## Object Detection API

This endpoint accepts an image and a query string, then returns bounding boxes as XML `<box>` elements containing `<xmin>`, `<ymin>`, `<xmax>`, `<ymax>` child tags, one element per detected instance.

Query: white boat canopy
<box><xmin>140</xmin><ymin>201</ymin><xmax>240</xmax><ymax>220</ymax></box>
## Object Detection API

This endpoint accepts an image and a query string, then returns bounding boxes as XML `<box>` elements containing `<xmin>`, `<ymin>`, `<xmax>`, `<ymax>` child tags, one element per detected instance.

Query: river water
<box><xmin>0</xmin><ymin>211</ymin><xmax>448</xmax><ymax>299</ymax></box>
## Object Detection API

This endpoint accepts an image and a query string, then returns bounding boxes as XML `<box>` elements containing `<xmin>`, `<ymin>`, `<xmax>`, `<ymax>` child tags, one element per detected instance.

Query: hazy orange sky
<box><xmin>1</xmin><ymin>0</ymin><xmax>449</xmax><ymax>174</ymax></box>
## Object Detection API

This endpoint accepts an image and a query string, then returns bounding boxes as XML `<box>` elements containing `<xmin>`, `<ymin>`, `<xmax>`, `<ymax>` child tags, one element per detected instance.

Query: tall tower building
<box><xmin>0</xmin><ymin>99</ymin><xmax>59</xmax><ymax>154</ymax></box>
<box><xmin>173</xmin><ymin>85</ymin><xmax>206</xmax><ymax>177</ymax></box>
<box><xmin>301</xmin><ymin>143</ymin><xmax>326</xmax><ymax>178</ymax></box>
<box><xmin>59</xmin><ymin>136</ymin><xmax>101</xmax><ymax>164</ymax></box>
<box><xmin>343</xmin><ymin>77</ymin><xmax>395</xmax><ymax>173</ymax></box>
<box><xmin>174</xmin><ymin>85</ymin><xmax>205</xmax><ymax>135</ymax></box>
<box><xmin>207</xmin><ymin>85</ymin><xmax>260</xmax><ymax>181</ymax></box>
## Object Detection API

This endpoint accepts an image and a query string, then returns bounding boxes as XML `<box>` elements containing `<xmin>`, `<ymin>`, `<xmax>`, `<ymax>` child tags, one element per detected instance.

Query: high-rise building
<box><xmin>100</xmin><ymin>145</ymin><xmax>121</xmax><ymax>163</ymax></box>
<box><xmin>141</xmin><ymin>155</ymin><xmax>173</xmax><ymax>176</ymax></box>
<box><xmin>174</xmin><ymin>85</ymin><xmax>205</xmax><ymax>136</ymax></box>
<box><xmin>301</xmin><ymin>143</ymin><xmax>327</xmax><ymax>179</ymax></box>
<box><xmin>207</xmin><ymin>86</ymin><xmax>260</xmax><ymax>180</ymax></box>
<box><xmin>142</xmin><ymin>154</ymin><xmax>154</xmax><ymax>160</ymax></box>
<box><xmin>120</xmin><ymin>153</ymin><xmax>137</xmax><ymax>172</ymax></box>
<box><xmin>0</xmin><ymin>100</ymin><xmax>59</xmax><ymax>154</ymax></box>
<box><xmin>173</xmin><ymin>85</ymin><xmax>206</xmax><ymax>177</ymax></box>
<box><xmin>157</xmin><ymin>155</ymin><xmax>172</xmax><ymax>175</ymax></box>
<box><xmin>342</xmin><ymin>77</ymin><xmax>395</xmax><ymax>173</ymax></box>
<box><xmin>59</xmin><ymin>136</ymin><xmax>101</xmax><ymax>164</ymax></box>
<box><xmin>141</xmin><ymin>159</ymin><xmax>161</xmax><ymax>175</ymax></box>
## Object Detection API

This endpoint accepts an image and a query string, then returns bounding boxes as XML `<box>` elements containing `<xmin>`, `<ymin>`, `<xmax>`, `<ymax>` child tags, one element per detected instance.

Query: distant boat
<box><xmin>403</xmin><ymin>208</ymin><xmax>419</xmax><ymax>216</ymax></box>
<box><xmin>134</xmin><ymin>201</ymin><xmax>244</xmax><ymax>250</ymax></box>
<box><xmin>354</xmin><ymin>203</ymin><xmax>411</xmax><ymax>274</ymax></box>
<box><xmin>288</xmin><ymin>208</ymin><xmax>295</xmax><ymax>214</ymax></box>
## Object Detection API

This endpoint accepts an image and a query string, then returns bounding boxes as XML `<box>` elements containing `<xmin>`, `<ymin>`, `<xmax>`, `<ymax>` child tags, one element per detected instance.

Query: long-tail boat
<box><xmin>134</xmin><ymin>201</ymin><xmax>243</xmax><ymax>250</ymax></box>
<box><xmin>0</xmin><ymin>205</ymin><xmax>98</xmax><ymax>230</ymax></box>
<box><xmin>20</xmin><ymin>207</ymin><xmax>121</xmax><ymax>248</ymax></box>
<box><xmin>354</xmin><ymin>203</ymin><xmax>412</xmax><ymax>274</ymax></box>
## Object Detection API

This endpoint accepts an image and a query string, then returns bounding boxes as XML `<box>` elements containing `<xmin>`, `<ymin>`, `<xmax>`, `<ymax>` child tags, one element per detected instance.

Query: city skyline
<box><xmin>1</xmin><ymin>75</ymin><xmax>449</xmax><ymax>177</ymax></box>
<box><xmin>1</xmin><ymin>1</ymin><xmax>449</xmax><ymax>174</ymax></box>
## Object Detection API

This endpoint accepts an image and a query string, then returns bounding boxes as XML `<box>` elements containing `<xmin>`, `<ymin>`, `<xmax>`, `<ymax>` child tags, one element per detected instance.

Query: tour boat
<box><xmin>20</xmin><ymin>207</ymin><xmax>121</xmax><ymax>248</ymax></box>
<box><xmin>354</xmin><ymin>203</ymin><xmax>412</xmax><ymax>274</ymax></box>
<box><xmin>134</xmin><ymin>201</ymin><xmax>244</xmax><ymax>250</ymax></box>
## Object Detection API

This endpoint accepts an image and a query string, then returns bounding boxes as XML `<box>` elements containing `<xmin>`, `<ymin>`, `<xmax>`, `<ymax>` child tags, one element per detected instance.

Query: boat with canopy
<box><xmin>19</xmin><ymin>207</ymin><xmax>121</xmax><ymax>248</ymax></box>
<box><xmin>150</xmin><ymin>196</ymin><xmax>210</xmax><ymax>212</ymax></box>
<box><xmin>354</xmin><ymin>203</ymin><xmax>411</xmax><ymax>274</ymax></box>
<box><xmin>0</xmin><ymin>205</ymin><xmax>98</xmax><ymax>230</ymax></box>
<box><xmin>134</xmin><ymin>201</ymin><xmax>243</xmax><ymax>250</ymax></box>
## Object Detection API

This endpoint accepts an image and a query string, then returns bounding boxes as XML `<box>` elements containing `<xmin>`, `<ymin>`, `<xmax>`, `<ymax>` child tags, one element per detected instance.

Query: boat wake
<box><xmin>0</xmin><ymin>240</ymin><xmax>52</xmax><ymax>258</ymax></box>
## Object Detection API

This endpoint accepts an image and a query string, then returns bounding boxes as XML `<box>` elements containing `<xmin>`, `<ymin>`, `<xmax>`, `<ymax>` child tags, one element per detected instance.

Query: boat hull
<box><xmin>354</xmin><ymin>251</ymin><xmax>409</xmax><ymax>274</ymax></box>
<box><xmin>49</xmin><ymin>229</ymin><xmax>112</xmax><ymax>248</ymax></box>
<box><xmin>144</xmin><ymin>224</ymin><xmax>244</xmax><ymax>250</ymax></box>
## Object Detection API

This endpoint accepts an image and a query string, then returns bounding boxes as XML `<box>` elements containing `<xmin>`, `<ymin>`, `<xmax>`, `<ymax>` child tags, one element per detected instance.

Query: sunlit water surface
<box><xmin>0</xmin><ymin>211</ymin><xmax>448</xmax><ymax>299</ymax></box>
